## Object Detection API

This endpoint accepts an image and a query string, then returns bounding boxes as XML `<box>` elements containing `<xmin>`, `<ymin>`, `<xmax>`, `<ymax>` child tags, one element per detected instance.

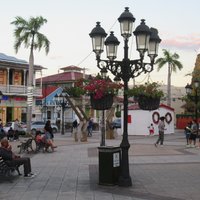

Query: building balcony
<box><xmin>0</xmin><ymin>84</ymin><xmax>42</xmax><ymax>97</ymax></box>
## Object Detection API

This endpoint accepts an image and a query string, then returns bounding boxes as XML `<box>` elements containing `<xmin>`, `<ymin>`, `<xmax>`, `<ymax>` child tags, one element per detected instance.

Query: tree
<box><xmin>155</xmin><ymin>49</ymin><xmax>183</xmax><ymax>106</ymax></box>
<box><xmin>11</xmin><ymin>16</ymin><xmax>50</xmax><ymax>133</ymax></box>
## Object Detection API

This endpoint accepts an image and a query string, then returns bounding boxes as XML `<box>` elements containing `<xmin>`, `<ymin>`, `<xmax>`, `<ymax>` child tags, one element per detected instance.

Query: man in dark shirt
<box><xmin>0</xmin><ymin>138</ymin><xmax>34</xmax><ymax>177</ymax></box>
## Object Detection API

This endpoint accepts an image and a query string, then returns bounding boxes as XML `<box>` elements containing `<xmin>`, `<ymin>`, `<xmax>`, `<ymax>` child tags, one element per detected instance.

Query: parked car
<box><xmin>3</xmin><ymin>121</ymin><xmax>26</xmax><ymax>135</ymax></box>
<box><xmin>111</xmin><ymin>118</ymin><xmax>121</xmax><ymax>129</ymax></box>
<box><xmin>30</xmin><ymin>121</ymin><xmax>58</xmax><ymax>135</ymax></box>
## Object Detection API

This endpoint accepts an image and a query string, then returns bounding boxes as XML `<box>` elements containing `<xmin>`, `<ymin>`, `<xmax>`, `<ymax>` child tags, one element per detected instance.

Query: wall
<box><xmin>119</xmin><ymin>106</ymin><xmax>174</xmax><ymax>135</ymax></box>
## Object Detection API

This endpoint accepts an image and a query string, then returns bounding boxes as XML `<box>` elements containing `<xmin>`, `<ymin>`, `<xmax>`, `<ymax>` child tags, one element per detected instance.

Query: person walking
<box><xmin>13</xmin><ymin>119</ymin><xmax>20</xmax><ymax>140</ymax></box>
<box><xmin>44</xmin><ymin>120</ymin><xmax>54</xmax><ymax>140</ymax></box>
<box><xmin>87</xmin><ymin>118</ymin><xmax>93</xmax><ymax>137</ymax></box>
<box><xmin>155</xmin><ymin>116</ymin><xmax>165</xmax><ymax>147</ymax></box>
<box><xmin>184</xmin><ymin>121</ymin><xmax>192</xmax><ymax>147</ymax></box>
<box><xmin>72</xmin><ymin>119</ymin><xmax>78</xmax><ymax>142</ymax></box>
<box><xmin>188</xmin><ymin>120</ymin><xmax>198</xmax><ymax>148</ymax></box>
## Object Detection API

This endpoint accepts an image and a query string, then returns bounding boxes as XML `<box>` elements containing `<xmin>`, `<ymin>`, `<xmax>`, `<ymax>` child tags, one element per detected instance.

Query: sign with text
<box><xmin>113</xmin><ymin>152</ymin><xmax>120</xmax><ymax>167</ymax></box>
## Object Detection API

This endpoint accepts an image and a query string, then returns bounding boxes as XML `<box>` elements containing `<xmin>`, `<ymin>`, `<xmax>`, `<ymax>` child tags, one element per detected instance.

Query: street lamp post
<box><xmin>41</xmin><ymin>105</ymin><xmax>47</xmax><ymax>122</ymax></box>
<box><xmin>185</xmin><ymin>80</ymin><xmax>200</xmax><ymax>135</ymax></box>
<box><xmin>54</xmin><ymin>93</ymin><xmax>68</xmax><ymax>135</ymax></box>
<box><xmin>100</xmin><ymin>68</ymin><xmax>107</xmax><ymax>147</ymax></box>
<box><xmin>0</xmin><ymin>91</ymin><xmax>3</xmax><ymax>103</ymax></box>
<box><xmin>89</xmin><ymin>7</ymin><xmax>161</xmax><ymax>187</ymax></box>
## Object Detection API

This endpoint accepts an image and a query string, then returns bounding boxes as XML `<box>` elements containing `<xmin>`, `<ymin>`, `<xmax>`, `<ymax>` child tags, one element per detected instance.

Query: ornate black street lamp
<box><xmin>185</xmin><ymin>80</ymin><xmax>200</xmax><ymax>134</ymax></box>
<box><xmin>89</xmin><ymin>7</ymin><xmax>161</xmax><ymax>187</ymax></box>
<box><xmin>54</xmin><ymin>92</ymin><xmax>69</xmax><ymax>135</ymax></box>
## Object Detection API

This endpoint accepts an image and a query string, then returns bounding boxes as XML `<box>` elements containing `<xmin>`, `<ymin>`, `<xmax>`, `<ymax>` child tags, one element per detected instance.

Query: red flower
<box><xmin>84</xmin><ymin>78</ymin><xmax>123</xmax><ymax>100</ymax></box>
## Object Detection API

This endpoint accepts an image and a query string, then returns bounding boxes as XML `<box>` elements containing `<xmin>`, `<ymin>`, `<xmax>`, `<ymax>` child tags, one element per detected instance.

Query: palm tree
<box><xmin>156</xmin><ymin>49</ymin><xmax>183</xmax><ymax>106</ymax></box>
<box><xmin>11</xmin><ymin>16</ymin><xmax>50</xmax><ymax>133</ymax></box>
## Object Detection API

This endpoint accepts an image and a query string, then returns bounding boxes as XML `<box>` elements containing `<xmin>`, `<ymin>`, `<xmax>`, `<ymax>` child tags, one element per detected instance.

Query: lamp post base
<box><xmin>118</xmin><ymin>176</ymin><xmax>132</xmax><ymax>187</ymax></box>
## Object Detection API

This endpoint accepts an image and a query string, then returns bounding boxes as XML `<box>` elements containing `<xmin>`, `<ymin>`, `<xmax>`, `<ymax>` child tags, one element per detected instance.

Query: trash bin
<box><xmin>98</xmin><ymin>146</ymin><xmax>121</xmax><ymax>185</ymax></box>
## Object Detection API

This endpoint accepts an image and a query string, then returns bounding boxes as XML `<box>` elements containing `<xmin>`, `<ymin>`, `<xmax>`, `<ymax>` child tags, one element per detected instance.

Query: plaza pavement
<box><xmin>1</xmin><ymin>129</ymin><xmax>200</xmax><ymax>200</ymax></box>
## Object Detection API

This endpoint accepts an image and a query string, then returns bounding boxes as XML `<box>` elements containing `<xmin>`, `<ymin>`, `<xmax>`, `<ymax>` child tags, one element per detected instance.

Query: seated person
<box><xmin>35</xmin><ymin>131</ymin><xmax>48</xmax><ymax>151</ymax></box>
<box><xmin>0</xmin><ymin>138</ymin><xmax>34</xmax><ymax>177</ymax></box>
<box><xmin>43</xmin><ymin>128</ymin><xmax>57</xmax><ymax>152</ymax></box>
<box><xmin>35</xmin><ymin>131</ymin><xmax>43</xmax><ymax>143</ymax></box>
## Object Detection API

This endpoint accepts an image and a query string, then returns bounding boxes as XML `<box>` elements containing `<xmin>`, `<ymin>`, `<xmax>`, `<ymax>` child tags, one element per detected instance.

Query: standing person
<box><xmin>13</xmin><ymin>119</ymin><xmax>20</xmax><ymax>140</ymax></box>
<box><xmin>148</xmin><ymin>123</ymin><xmax>154</xmax><ymax>136</ymax></box>
<box><xmin>155</xmin><ymin>116</ymin><xmax>165</xmax><ymax>147</ymax></box>
<box><xmin>87</xmin><ymin>118</ymin><xmax>93</xmax><ymax>137</ymax></box>
<box><xmin>44</xmin><ymin>120</ymin><xmax>54</xmax><ymax>140</ymax></box>
<box><xmin>189</xmin><ymin>120</ymin><xmax>198</xmax><ymax>148</ymax></box>
<box><xmin>184</xmin><ymin>121</ymin><xmax>192</xmax><ymax>147</ymax></box>
<box><xmin>72</xmin><ymin>119</ymin><xmax>78</xmax><ymax>142</ymax></box>
<box><xmin>0</xmin><ymin>138</ymin><xmax>35</xmax><ymax>177</ymax></box>
<box><xmin>0</xmin><ymin>123</ymin><xmax>6</xmax><ymax>140</ymax></box>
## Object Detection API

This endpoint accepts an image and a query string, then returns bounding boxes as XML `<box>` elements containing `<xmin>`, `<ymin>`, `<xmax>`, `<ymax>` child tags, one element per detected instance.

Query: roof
<box><xmin>37</xmin><ymin>86</ymin><xmax>59</xmax><ymax>99</ymax></box>
<box><xmin>0</xmin><ymin>52</ymin><xmax>45</xmax><ymax>70</ymax></box>
<box><xmin>159</xmin><ymin>103</ymin><xmax>174</xmax><ymax>111</ymax></box>
<box><xmin>60</xmin><ymin>65</ymin><xmax>83</xmax><ymax>71</ymax></box>
<box><xmin>36</xmin><ymin>71</ymin><xmax>85</xmax><ymax>84</ymax></box>
<box><xmin>0</xmin><ymin>53</ymin><xmax>27</xmax><ymax>64</ymax></box>
<box><xmin>128</xmin><ymin>103</ymin><xmax>174</xmax><ymax>111</ymax></box>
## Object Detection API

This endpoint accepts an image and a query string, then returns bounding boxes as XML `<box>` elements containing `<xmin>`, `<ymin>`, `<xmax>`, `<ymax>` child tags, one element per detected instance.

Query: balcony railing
<box><xmin>0</xmin><ymin>84</ymin><xmax>42</xmax><ymax>96</ymax></box>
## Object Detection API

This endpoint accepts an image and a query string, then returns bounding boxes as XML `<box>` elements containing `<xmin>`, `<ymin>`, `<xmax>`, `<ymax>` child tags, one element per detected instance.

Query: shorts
<box><xmin>189</xmin><ymin>133</ymin><xmax>197</xmax><ymax>141</ymax></box>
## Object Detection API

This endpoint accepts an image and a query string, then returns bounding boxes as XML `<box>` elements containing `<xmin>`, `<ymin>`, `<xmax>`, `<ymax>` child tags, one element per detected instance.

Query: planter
<box><xmin>90</xmin><ymin>94</ymin><xmax>113</xmax><ymax>110</ymax></box>
<box><xmin>138</xmin><ymin>95</ymin><xmax>160</xmax><ymax>111</ymax></box>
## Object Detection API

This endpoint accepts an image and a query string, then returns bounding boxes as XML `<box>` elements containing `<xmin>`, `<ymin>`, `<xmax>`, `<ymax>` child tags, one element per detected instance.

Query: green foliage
<box><xmin>115</xmin><ymin>111</ymin><xmax>121</xmax><ymax>118</ymax></box>
<box><xmin>11</xmin><ymin>16</ymin><xmax>50</xmax><ymax>54</ymax></box>
<box><xmin>128</xmin><ymin>82</ymin><xmax>164</xmax><ymax>98</ymax></box>
<box><xmin>65</xmin><ymin>86</ymin><xmax>85</xmax><ymax>98</ymax></box>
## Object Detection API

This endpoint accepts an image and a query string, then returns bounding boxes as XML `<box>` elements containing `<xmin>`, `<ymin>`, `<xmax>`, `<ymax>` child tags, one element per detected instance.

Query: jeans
<box><xmin>156</xmin><ymin>131</ymin><xmax>164</xmax><ymax>145</ymax></box>
<box><xmin>7</xmin><ymin>157</ymin><xmax>32</xmax><ymax>175</ymax></box>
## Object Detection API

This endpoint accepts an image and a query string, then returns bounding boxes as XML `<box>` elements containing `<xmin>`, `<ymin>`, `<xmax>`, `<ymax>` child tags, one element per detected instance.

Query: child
<box><xmin>148</xmin><ymin>123</ymin><xmax>154</xmax><ymax>136</ymax></box>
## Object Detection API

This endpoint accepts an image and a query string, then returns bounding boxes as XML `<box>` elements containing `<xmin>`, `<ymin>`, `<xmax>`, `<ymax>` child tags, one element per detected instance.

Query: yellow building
<box><xmin>0</xmin><ymin>53</ymin><xmax>44</xmax><ymax>124</ymax></box>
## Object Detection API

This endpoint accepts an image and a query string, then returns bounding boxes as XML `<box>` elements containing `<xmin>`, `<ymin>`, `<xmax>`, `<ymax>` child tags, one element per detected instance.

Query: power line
<box><xmin>77</xmin><ymin>19</ymin><xmax>118</xmax><ymax>67</ymax></box>
<box><xmin>76</xmin><ymin>51</ymin><xmax>93</xmax><ymax>66</ymax></box>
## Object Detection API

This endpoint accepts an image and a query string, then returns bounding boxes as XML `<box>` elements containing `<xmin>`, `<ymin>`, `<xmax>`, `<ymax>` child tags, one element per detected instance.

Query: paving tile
<box><xmin>1</xmin><ymin>131</ymin><xmax>200</xmax><ymax>200</ymax></box>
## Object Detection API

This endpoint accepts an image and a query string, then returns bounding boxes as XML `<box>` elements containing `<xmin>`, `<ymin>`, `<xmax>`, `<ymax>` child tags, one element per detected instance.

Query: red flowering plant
<box><xmin>83</xmin><ymin>75</ymin><xmax>123</xmax><ymax>100</ymax></box>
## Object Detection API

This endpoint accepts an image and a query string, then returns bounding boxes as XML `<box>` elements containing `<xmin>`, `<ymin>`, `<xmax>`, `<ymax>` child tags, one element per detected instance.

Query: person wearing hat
<box><xmin>155</xmin><ymin>116</ymin><xmax>165</xmax><ymax>147</ymax></box>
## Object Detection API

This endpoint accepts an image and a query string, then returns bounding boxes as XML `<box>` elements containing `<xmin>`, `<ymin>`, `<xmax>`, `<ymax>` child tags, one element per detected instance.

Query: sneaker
<box><xmin>29</xmin><ymin>172</ymin><xmax>36</xmax><ymax>176</ymax></box>
<box><xmin>24</xmin><ymin>174</ymin><xmax>34</xmax><ymax>178</ymax></box>
<box><xmin>24</xmin><ymin>173</ymin><xmax>36</xmax><ymax>178</ymax></box>
<box><xmin>154</xmin><ymin>143</ymin><xmax>157</xmax><ymax>147</ymax></box>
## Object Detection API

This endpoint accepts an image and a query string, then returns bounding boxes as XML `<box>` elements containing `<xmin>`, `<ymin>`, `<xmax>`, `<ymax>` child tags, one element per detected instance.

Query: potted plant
<box><xmin>83</xmin><ymin>75</ymin><xmax>123</xmax><ymax>110</ymax></box>
<box><xmin>128</xmin><ymin>82</ymin><xmax>164</xmax><ymax>110</ymax></box>
<box><xmin>65</xmin><ymin>79</ymin><xmax>85</xmax><ymax>98</ymax></box>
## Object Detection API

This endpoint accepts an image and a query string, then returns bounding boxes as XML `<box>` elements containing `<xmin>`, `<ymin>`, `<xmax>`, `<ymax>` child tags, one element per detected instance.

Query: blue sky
<box><xmin>0</xmin><ymin>0</ymin><xmax>200</xmax><ymax>87</ymax></box>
